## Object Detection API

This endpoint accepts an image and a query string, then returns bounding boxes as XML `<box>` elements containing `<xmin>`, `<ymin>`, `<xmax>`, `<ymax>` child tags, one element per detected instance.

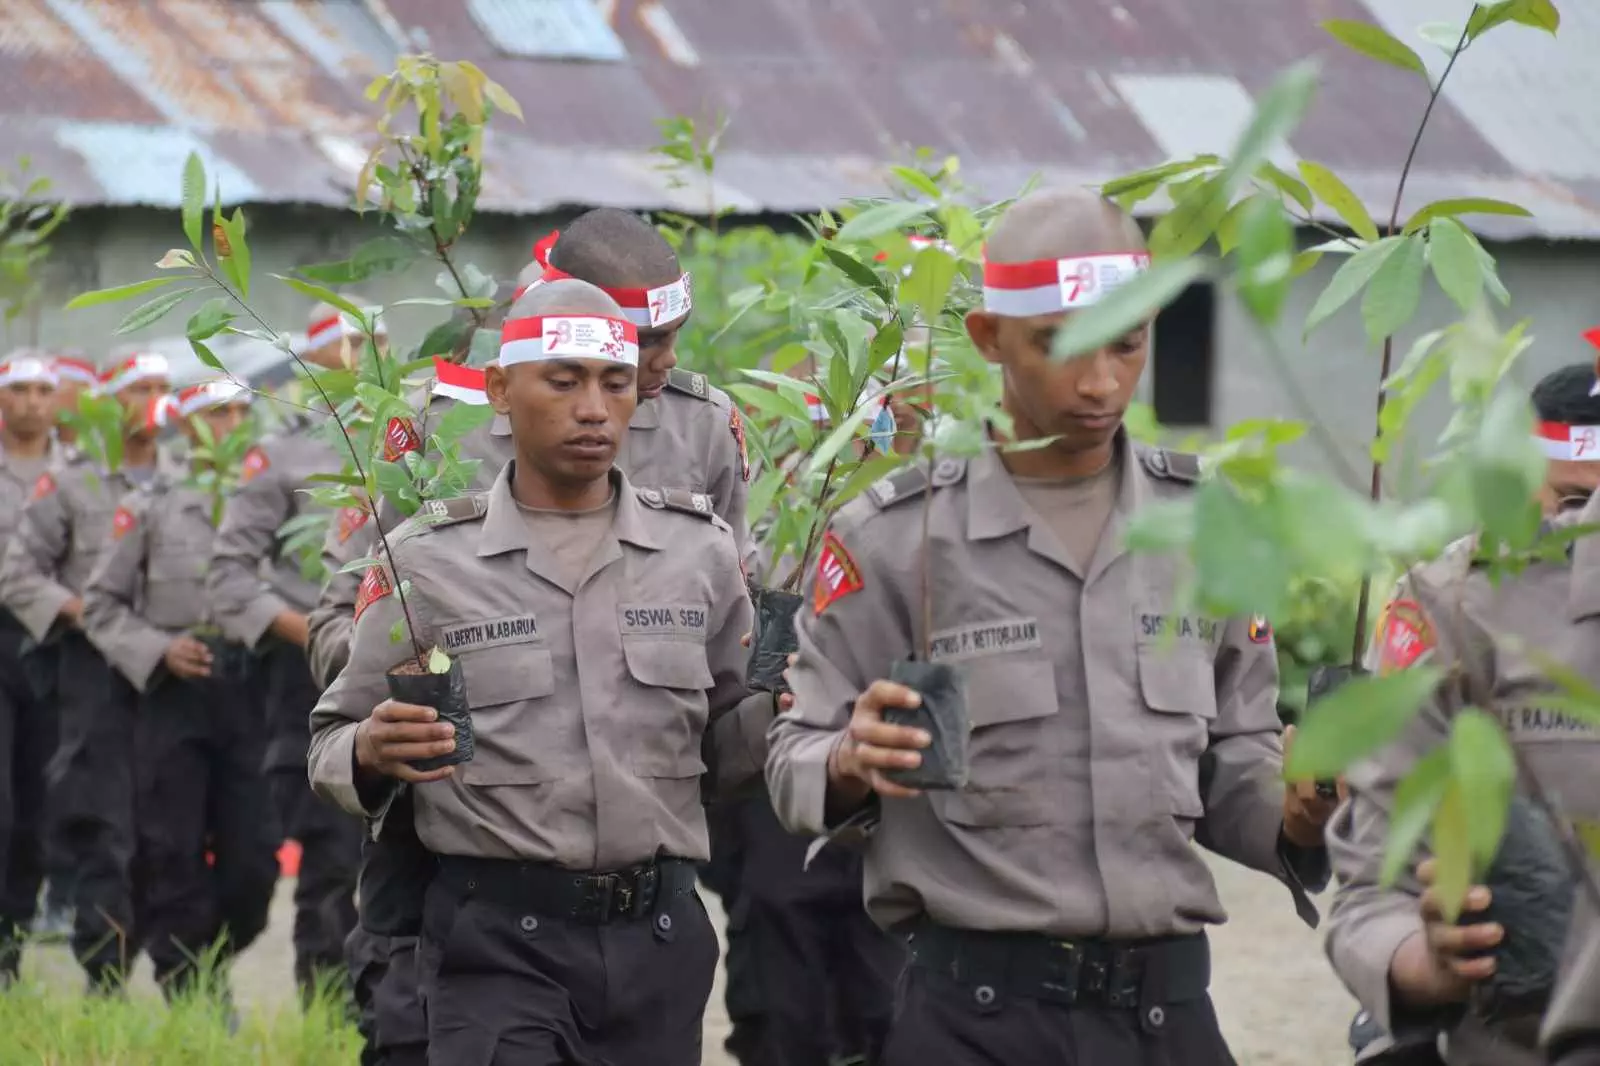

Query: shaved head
<box><xmin>547</xmin><ymin>208</ymin><xmax>680</xmax><ymax>289</ymax></box>
<box><xmin>508</xmin><ymin>277</ymin><xmax>625</xmax><ymax>321</ymax></box>
<box><xmin>986</xmin><ymin>187</ymin><xmax>1145</xmax><ymax>264</ymax></box>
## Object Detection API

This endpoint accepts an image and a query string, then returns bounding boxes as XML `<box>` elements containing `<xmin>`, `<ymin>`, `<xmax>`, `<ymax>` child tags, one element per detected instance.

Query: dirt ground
<box><xmin>20</xmin><ymin>850</ymin><xmax>1358</xmax><ymax>1065</ymax></box>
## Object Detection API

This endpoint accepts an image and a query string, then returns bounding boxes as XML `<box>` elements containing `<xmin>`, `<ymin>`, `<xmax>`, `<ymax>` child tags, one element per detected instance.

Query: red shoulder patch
<box><xmin>383</xmin><ymin>417</ymin><xmax>421</xmax><ymax>462</ymax></box>
<box><xmin>1247</xmin><ymin>614</ymin><xmax>1272</xmax><ymax>644</ymax></box>
<box><xmin>1375</xmin><ymin>599</ymin><xmax>1434</xmax><ymax>675</ymax></box>
<box><xmin>240</xmin><ymin>446</ymin><xmax>269</xmax><ymax>483</ymax></box>
<box><xmin>111</xmin><ymin>506</ymin><xmax>137</xmax><ymax>540</ymax></box>
<box><xmin>813</xmin><ymin>531</ymin><xmax>864</xmax><ymax>615</ymax></box>
<box><xmin>336</xmin><ymin>506</ymin><xmax>370</xmax><ymax>545</ymax></box>
<box><xmin>729</xmin><ymin>405</ymin><xmax>750</xmax><ymax>483</ymax></box>
<box><xmin>353</xmin><ymin>565</ymin><xmax>393</xmax><ymax>623</ymax></box>
<box><xmin>30</xmin><ymin>472</ymin><xmax>56</xmax><ymax>501</ymax></box>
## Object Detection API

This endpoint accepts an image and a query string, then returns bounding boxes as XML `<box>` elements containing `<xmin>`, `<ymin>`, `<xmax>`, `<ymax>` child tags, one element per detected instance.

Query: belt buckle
<box><xmin>1104</xmin><ymin>947</ymin><xmax>1143</xmax><ymax>1010</ymax></box>
<box><xmin>1040</xmin><ymin>939</ymin><xmax>1081</xmax><ymax>1004</ymax></box>
<box><xmin>629</xmin><ymin>866</ymin><xmax>657</xmax><ymax>919</ymax></box>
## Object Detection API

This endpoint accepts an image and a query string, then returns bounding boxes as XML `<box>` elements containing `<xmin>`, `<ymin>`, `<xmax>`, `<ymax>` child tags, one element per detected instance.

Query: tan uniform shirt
<box><xmin>0</xmin><ymin>449</ymin><xmax>181</xmax><ymax>643</ymax></box>
<box><xmin>767</xmin><ymin>436</ymin><xmax>1312</xmax><ymax>939</ymax></box>
<box><xmin>1544</xmin><ymin>890</ymin><xmax>1600</xmax><ymax>1056</ymax></box>
<box><xmin>0</xmin><ymin>440</ymin><xmax>61</xmax><ymax>561</ymax></box>
<box><xmin>308</xmin><ymin>464</ymin><xmax>773</xmax><ymax>870</ymax></box>
<box><xmin>1326</xmin><ymin>505</ymin><xmax>1600</xmax><ymax>1037</ymax></box>
<box><xmin>206</xmin><ymin>417</ymin><xmax>340</xmax><ymax>647</ymax></box>
<box><xmin>82</xmin><ymin>477</ymin><xmax>214</xmax><ymax>692</ymax></box>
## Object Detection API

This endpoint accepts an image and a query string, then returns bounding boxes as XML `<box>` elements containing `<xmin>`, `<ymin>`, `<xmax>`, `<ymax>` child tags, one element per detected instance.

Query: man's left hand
<box><xmin>1282</xmin><ymin>723</ymin><xmax>1345</xmax><ymax>847</ymax></box>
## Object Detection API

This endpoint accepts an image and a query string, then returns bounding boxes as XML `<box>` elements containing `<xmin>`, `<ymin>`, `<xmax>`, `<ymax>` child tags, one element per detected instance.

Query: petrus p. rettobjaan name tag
<box><xmin>929</xmin><ymin>617</ymin><xmax>1042</xmax><ymax>662</ymax></box>
<box><xmin>440</xmin><ymin>615</ymin><xmax>540</xmax><ymax>653</ymax></box>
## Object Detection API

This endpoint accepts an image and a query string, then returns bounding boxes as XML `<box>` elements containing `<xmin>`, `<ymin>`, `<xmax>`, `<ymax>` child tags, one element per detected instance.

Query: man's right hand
<box><xmin>1388</xmin><ymin>857</ymin><xmax>1502</xmax><ymax>1007</ymax></box>
<box><xmin>163</xmin><ymin>635</ymin><xmax>213</xmax><ymax>679</ymax></box>
<box><xmin>826</xmin><ymin>679</ymin><xmax>931</xmax><ymax>805</ymax></box>
<box><xmin>355</xmin><ymin>700</ymin><xmax>458</xmax><ymax>784</ymax></box>
<box><xmin>270</xmin><ymin>610</ymin><xmax>310</xmax><ymax>649</ymax></box>
<box><xmin>60</xmin><ymin>597</ymin><xmax>84</xmax><ymax>627</ymax></box>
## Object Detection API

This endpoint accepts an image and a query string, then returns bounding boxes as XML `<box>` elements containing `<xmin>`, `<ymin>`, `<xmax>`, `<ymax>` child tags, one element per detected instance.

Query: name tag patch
<box><xmin>930</xmin><ymin>618</ymin><xmax>1042</xmax><ymax>662</ymax></box>
<box><xmin>1503</xmin><ymin>705</ymin><xmax>1596</xmax><ymax>742</ymax></box>
<box><xmin>440</xmin><ymin>615</ymin><xmax>539</xmax><ymax>653</ymax></box>
<box><xmin>1139</xmin><ymin>612</ymin><xmax>1220</xmax><ymax>643</ymax></box>
<box><xmin>620</xmin><ymin>603</ymin><xmax>708</xmax><ymax>639</ymax></box>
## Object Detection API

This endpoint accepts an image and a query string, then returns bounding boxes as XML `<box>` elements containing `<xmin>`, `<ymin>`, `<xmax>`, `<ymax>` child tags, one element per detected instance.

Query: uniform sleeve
<box><xmin>701</xmin><ymin>521</ymin><xmax>768</xmax><ymax>797</ymax></box>
<box><xmin>0</xmin><ymin>485</ymin><xmax>78</xmax><ymax>642</ymax></box>
<box><xmin>308</xmin><ymin>558</ymin><xmax>410</xmax><ymax>818</ymax></box>
<box><xmin>1325</xmin><ymin>576</ymin><xmax>1465</xmax><ymax>1034</ymax></box>
<box><xmin>306</xmin><ymin>514</ymin><xmax>374</xmax><ymax>690</ymax></box>
<box><xmin>766</xmin><ymin>513</ymin><xmax>904</xmax><ymax>837</ymax></box>
<box><xmin>1544</xmin><ymin>884</ymin><xmax>1600</xmax><ymax>1056</ymax></box>
<box><xmin>707</xmin><ymin>402</ymin><xmax>755</xmax><ymax>567</ymax></box>
<box><xmin>81</xmin><ymin>495</ymin><xmax>169</xmax><ymax>692</ymax></box>
<box><xmin>207</xmin><ymin>454</ymin><xmax>292</xmax><ymax>646</ymax></box>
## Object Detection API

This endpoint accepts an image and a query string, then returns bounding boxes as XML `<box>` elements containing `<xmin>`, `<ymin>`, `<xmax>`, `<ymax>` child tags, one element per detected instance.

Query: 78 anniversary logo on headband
<box><xmin>498</xmin><ymin>315</ymin><xmax>640</xmax><ymax>367</ymax></box>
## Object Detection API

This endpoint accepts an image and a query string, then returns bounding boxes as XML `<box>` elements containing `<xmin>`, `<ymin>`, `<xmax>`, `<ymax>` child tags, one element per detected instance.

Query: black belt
<box><xmin>905</xmin><ymin>922</ymin><xmax>1211</xmax><ymax>1010</ymax></box>
<box><xmin>434</xmin><ymin>854</ymin><xmax>696</xmax><ymax>925</ymax></box>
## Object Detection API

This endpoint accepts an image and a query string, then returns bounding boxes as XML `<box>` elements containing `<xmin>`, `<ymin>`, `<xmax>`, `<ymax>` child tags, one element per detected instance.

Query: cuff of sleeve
<box><xmin>120</xmin><ymin>634</ymin><xmax>172</xmax><ymax>694</ymax></box>
<box><xmin>766</xmin><ymin>726</ymin><xmax>842</xmax><ymax>838</ymax></box>
<box><xmin>231</xmin><ymin>594</ymin><xmax>290</xmax><ymax>648</ymax></box>
<box><xmin>1328</xmin><ymin>905</ymin><xmax>1426</xmax><ymax>1033</ymax></box>
<box><xmin>309</xmin><ymin>722</ymin><xmax>392</xmax><ymax>818</ymax></box>
<box><xmin>18</xmin><ymin>588</ymin><xmax>72</xmax><ymax>644</ymax></box>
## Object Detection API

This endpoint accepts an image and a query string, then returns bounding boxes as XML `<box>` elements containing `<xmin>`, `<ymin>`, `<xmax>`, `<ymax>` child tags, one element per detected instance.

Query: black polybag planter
<box><xmin>1306</xmin><ymin>664</ymin><xmax>1367</xmax><ymax>800</ymax></box>
<box><xmin>747</xmin><ymin>588</ymin><xmax>804</xmax><ymax>693</ymax></box>
<box><xmin>882</xmin><ymin>659</ymin><xmax>969</xmax><ymax>791</ymax></box>
<box><xmin>196</xmin><ymin>632</ymin><xmax>252</xmax><ymax>685</ymax></box>
<box><xmin>386</xmin><ymin>656</ymin><xmax>474</xmax><ymax>771</ymax></box>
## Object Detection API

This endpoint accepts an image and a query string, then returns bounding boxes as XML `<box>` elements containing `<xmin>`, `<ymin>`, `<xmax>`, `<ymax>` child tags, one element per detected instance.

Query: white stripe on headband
<box><xmin>431</xmin><ymin>358</ymin><xmax>490</xmax><ymax>405</ymax></box>
<box><xmin>528</xmin><ymin>267</ymin><xmax>694</xmax><ymax>329</ymax></box>
<box><xmin>99</xmin><ymin>352</ymin><xmax>170</xmax><ymax>396</ymax></box>
<box><xmin>498</xmin><ymin>315</ymin><xmax>640</xmax><ymax>368</ymax></box>
<box><xmin>982</xmin><ymin>251</ymin><xmax>1151</xmax><ymax>317</ymax></box>
<box><xmin>1536</xmin><ymin>421</ymin><xmax>1600</xmax><ymax>461</ymax></box>
<box><xmin>804</xmin><ymin>393</ymin><xmax>827</xmax><ymax>425</ymax></box>
<box><xmin>175</xmin><ymin>380</ymin><xmax>249</xmax><ymax>417</ymax></box>
<box><xmin>302</xmin><ymin>307</ymin><xmax>387</xmax><ymax>353</ymax></box>
<box><xmin>0</xmin><ymin>357</ymin><xmax>58</xmax><ymax>388</ymax></box>
<box><xmin>52</xmin><ymin>357</ymin><xmax>98</xmax><ymax>386</ymax></box>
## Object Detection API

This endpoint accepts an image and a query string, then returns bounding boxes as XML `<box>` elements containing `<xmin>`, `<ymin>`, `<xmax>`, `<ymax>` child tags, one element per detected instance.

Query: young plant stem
<box><xmin>1349</xmin><ymin>15</ymin><xmax>1476</xmax><ymax>666</ymax></box>
<box><xmin>919</xmin><ymin>446</ymin><xmax>934</xmax><ymax>661</ymax></box>
<box><xmin>398</xmin><ymin>144</ymin><xmax>486</xmax><ymax>330</ymax></box>
<box><xmin>788</xmin><ymin>454</ymin><xmax>841</xmax><ymax>592</ymax></box>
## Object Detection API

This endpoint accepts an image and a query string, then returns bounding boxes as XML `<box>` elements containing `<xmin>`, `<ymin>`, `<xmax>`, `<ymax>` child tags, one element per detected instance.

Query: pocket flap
<box><xmin>1137</xmin><ymin>650</ymin><xmax>1217</xmax><ymax>718</ymax></box>
<box><xmin>462</xmin><ymin>645</ymin><xmax>555</xmax><ymax>708</ymax></box>
<box><xmin>623</xmin><ymin>640</ymin><xmax>713</xmax><ymax>692</ymax></box>
<box><xmin>964</xmin><ymin>658</ymin><xmax>1059</xmax><ymax>728</ymax></box>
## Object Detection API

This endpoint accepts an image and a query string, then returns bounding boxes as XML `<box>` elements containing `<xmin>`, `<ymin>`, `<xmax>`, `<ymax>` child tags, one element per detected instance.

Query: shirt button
<box><xmin>1147</xmin><ymin>1005</ymin><xmax>1165</xmax><ymax>1028</ymax></box>
<box><xmin>519</xmin><ymin>915</ymin><xmax>538</xmax><ymax>933</ymax></box>
<box><xmin>973</xmin><ymin>985</ymin><xmax>996</xmax><ymax>1006</ymax></box>
<box><xmin>656</xmin><ymin>913</ymin><xmax>673</xmax><ymax>932</ymax></box>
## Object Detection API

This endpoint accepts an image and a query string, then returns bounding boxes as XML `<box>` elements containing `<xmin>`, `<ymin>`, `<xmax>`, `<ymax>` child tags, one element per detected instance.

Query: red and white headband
<box><xmin>982</xmin><ymin>250</ymin><xmax>1150</xmax><ymax>317</ymax></box>
<box><xmin>1536</xmin><ymin>421</ymin><xmax>1600</xmax><ymax>461</ymax></box>
<box><xmin>517</xmin><ymin>230</ymin><xmax>694</xmax><ymax>329</ymax></box>
<box><xmin>0</xmin><ymin>355</ymin><xmax>58</xmax><ymax>388</ymax></box>
<box><xmin>143</xmin><ymin>395</ymin><xmax>179</xmax><ymax>432</ymax></box>
<box><xmin>175</xmin><ymin>379</ymin><xmax>249</xmax><ymax>417</ymax></box>
<box><xmin>431</xmin><ymin>357</ymin><xmax>489</xmax><ymax>405</ymax></box>
<box><xmin>804</xmin><ymin>392</ymin><xmax>827</xmax><ymax>425</ymax></box>
<box><xmin>301</xmin><ymin>307</ymin><xmax>386</xmax><ymax>354</ymax></box>
<box><xmin>52</xmin><ymin>355</ymin><xmax>98</xmax><ymax>387</ymax></box>
<box><xmin>98</xmin><ymin>352</ymin><xmax>170</xmax><ymax>396</ymax></box>
<box><xmin>1585</xmin><ymin>327</ymin><xmax>1600</xmax><ymax>397</ymax></box>
<box><xmin>498</xmin><ymin>314</ymin><xmax>640</xmax><ymax>368</ymax></box>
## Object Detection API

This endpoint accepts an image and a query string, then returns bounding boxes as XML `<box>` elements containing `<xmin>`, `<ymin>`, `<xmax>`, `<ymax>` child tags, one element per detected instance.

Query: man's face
<box><xmin>53</xmin><ymin>381</ymin><xmax>85</xmax><ymax>425</ymax></box>
<box><xmin>189</xmin><ymin>401</ymin><xmax>250</xmax><ymax>445</ymax></box>
<box><xmin>487</xmin><ymin>358</ymin><xmax>637</xmax><ymax>487</ymax></box>
<box><xmin>0</xmin><ymin>380</ymin><xmax>56</xmax><ymax>438</ymax></box>
<box><xmin>635</xmin><ymin>312</ymin><xmax>688</xmax><ymax>400</ymax></box>
<box><xmin>967</xmin><ymin>309</ymin><xmax>1149</xmax><ymax>452</ymax></box>
<box><xmin>117</xmin><ymin>377</ymin><xmax>171</xmax><ymax>437</ymax></box>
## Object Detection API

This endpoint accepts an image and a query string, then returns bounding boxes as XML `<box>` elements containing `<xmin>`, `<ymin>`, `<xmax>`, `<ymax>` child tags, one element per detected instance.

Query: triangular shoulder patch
<box><xmin>1140</xmin><ymin>447</ymin><xmax>1203</xmax><ymax>483</ymax></box>
<box><xmin>664</xmin><ymin>367</ymin><xmax>711</xmax><ymax>401</ymax></box>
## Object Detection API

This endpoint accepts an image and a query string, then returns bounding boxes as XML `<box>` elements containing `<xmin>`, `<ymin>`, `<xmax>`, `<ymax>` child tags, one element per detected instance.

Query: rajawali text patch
<box><xmin>618</xmin><ymin>603</ymin><xmax>708</xmax><ymax>640</ymax></box>
<box><xmin>1501</xmin><ymin>703</ymin><xmax>1597</xmax><ymax>743</ymax></box>
<box><xmin>930</xmin><ymin>617</ymin><xmax>1043</xmax><ymax>662</ymax></box>
<box><xmin>440</xmin><ymin>615</ymin><xmax>541</xmax><ymax>654</ymax></box>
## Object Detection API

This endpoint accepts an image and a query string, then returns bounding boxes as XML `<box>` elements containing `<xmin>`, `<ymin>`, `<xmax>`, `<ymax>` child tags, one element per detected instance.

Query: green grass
<box><xmin>0</xmin><ymin>980</ymin><xmax>362</xmax><ymax>1066</ymax></box>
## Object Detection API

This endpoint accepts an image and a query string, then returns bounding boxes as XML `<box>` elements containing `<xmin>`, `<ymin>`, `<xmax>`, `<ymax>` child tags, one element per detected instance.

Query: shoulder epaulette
<box><xmin>865</xmin><ymin>458</ymin><xmax>967</xmax><ymax>509</ymax></box>
<box><xmin>664</xmin><ymin>367</ymin><xmax>712</xmax><ymax>401</ymax></box>
<box><xmin>413</xmin><ymin>494</ymin><xmax>489</xmax><ymax>530</ymax></box>
<box><xmin>637</xmin><ymin>486</ymin><xmax>718</xmax><ymax>520</ymax></box>
<box><xmin>1140</xmin><ymin>447</ymin><xmax>1203</xmax><ymax>483</ymax></box>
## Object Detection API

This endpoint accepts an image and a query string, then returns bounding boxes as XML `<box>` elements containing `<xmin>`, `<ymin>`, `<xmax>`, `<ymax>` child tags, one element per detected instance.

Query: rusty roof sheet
<box><xmin>3</xmin><ymin>0</ymin><xmax>1597</xmax><ymax>240</ymax></box>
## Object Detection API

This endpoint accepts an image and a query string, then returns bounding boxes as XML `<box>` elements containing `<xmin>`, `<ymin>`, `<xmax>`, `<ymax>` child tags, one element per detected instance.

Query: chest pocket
<box><xmin>457</xmin><ymin>645</ymin><xmax>559</xmax><ymax>787</ymax></box>
<box><xmin>621</xmin><ymin>639</ymin><xmax>714</xmax><ymax>779</ymax></box>
<box><xmin>144</xmin><ymin>526</ymin><xmax>210</xmax><ymax>628</ymax></box>
<box><xmin>1136</xmin><ymin>645</ymin><xmax>1217</xmax><ymax>818</ymax></box>
<box><xmin>934</xmin><ymin>657</ymin><xmax>1061</xmax><ymax>829</ymax></box>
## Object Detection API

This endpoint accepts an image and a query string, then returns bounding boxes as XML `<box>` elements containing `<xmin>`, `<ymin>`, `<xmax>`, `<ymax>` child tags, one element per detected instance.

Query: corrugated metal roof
<box><xmin>1</xmin><ymin>0</ymin><xmax>1596</xmax><ymax>240</ymax></box>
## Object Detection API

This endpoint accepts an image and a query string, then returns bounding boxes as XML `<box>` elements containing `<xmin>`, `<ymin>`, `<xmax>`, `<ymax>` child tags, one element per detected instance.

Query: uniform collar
<box><xmin>476</xmin><ymin>462</ymin><xmax>660</xmax><ymax>561</ymax></box>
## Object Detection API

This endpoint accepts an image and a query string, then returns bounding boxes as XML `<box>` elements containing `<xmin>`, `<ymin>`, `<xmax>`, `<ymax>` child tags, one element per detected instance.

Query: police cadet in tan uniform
<box><xmin>767</xmin><ymin>189</ymin><xmax>1337</xmax><ymax>1066</ymax></box>
<box><xmin>81</xmin><ymin>381</ymin><xmax>277</xmax><ymax>999</ymax></box>
<box><xmin>0</xmin><ymin>352</ymin><xmax>180</xmax><ymax>990</ymax></box>
<box><xmin>309</xmin><ymin>278</ymin><xmax>777</xmax><ymax>1066</ymax></box>
<box><xmin>1328</xmin><ymin>364</ymin><xmax>1600</xmax><ymax>1066</ymax></box>
<box><xmin>1545</xmin><ymin>894</ymin><xmax>1600</xmax><ymax>1064</ymax></box>
<box><xmin>0</xmin><ymin>353</ymin><xmax>63</xmax><ymax>981</ymax></box>
<box><xmin>206</xmin><ymin>303</ymin><xmax>387</xmax><ymax>997</ymax></box>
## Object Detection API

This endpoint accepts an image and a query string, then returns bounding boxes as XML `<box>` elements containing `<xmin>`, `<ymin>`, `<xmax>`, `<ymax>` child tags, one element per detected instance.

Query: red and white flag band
<box><xmin>1536</xmin><ymin>421</ymin><xmax>1600</xmax><ymax>461</ymax></box>
<box><xmin>431</xmin><ymin>357</ymin><xmax>490</xmax><ymax>405</ymax></box>
<box><xmin>52</xmin><ymin>356</ymin><xmax>98</xmax><ymax>387</ymax></box>
<box><xmin>520</xmin><ymin>266</ymin><xmax>694</xmax><ymax>329</ymax></box>
<box><xmin>498</xmin><ymin>315</ymin><xmax>640</xmax><ymax>368</ymax></box>
<box><xmin>982</xmin><ymin>251</ymin><xmax>1151</xmax><ymax>317</ymax></box>
<box><xmin>0</xmin><ymin>356</ymin><xmax>57</xmax><ymax>388</ymax></box>
<box><xmin>175</xmin><ymin>379</ymin><xmax>248</xmax><ymax>417</ymax></box>
<box><xmin>98</xmin><ymin>352</ymin><xmax>170</xmax><ymax>396</ymax></box>
<box><xmin>302</xmin><ymin>308</ymin><xmax>387</xmax><ymax>354</ymax></box>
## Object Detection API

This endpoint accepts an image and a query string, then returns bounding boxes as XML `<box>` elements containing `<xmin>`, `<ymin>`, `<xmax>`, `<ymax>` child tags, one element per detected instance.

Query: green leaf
<box><xmin>1283</xmin><ymin>667</ymin><xmax>1443</xmax><ymax>780</ymax></box>
<box><xmin>1360</xmin><ymin>234</ymin><xmax>1425</xmax><ymax>344</ymax></box>
<box><xmin>821</xmin><ymin>246</ymin><xmax>889</xmax><ymax>301</ymax></box>
<box><xmin>428</xmin><ymin>647</ymin><xmax>452</xmax><ymax>674</ymax></box>
<box><xmin>899</xmin><ymin>245</ymin><xmax>961</xmax><ymax>323</ymax></box>
<box><xmin>1468</xmin><ymin>0</ymin><xmax>1560</xmax><ymax>40</ymax></box>
<box><xmin>824</xmin><ymin>452</ymin><xmax>910</xmax><ymax>513</ymax></box>
<box><xmin>354</xmin><ymin>383</ymin><xmax>416</xmax><ymax>425</ymax></box>
<box><xmin>1448</xmin><ymin>709</ymin><xmax>1516</xmax><ymax>869</ymax></box>
<box><xmin>1426</xmin><ymin>218</ymin><xmax>1484</xmax><ymax>312</ymax></box>
<box><xmin>432</xmin><ymin>400</ymin><xmax>495</xmax><ymax>448</ymax></box>
<box><xmin>1297</xmin><ymin>161</ymin><xmax>1380</xmax><ymax>242</ymax></box>
<box><xmin>1236</xmin><ymin>196</ymin><xmax>1294</xmax><ymax>325</ymax></box>
<box><xmin>1430</xmin><ymin>782</ymin><xmax>1473</xmax><ymax>922</ymax></box>
<box><xmin>1214</xmin><ymin>198</ymin><xmax>1251</xmax><ymax>256</ymax></box>
<box><xmin>833</xmin><ymin>201</ymin><xmax>932</xmax><ymax>244</ymax></box>
<box><xmin>1320</xmin><ymin>19</ymin><xmax>1430</xmax><ymax>79</ymax></box>
<box><xmin>1471</xmin><ymin>388</ymin><xmax>1544</xmax><ymax>549</ymax></box>
<box><xmin>1401</xmin><ymin>197</ymin><xmax>1533</xmax><ymax>234</ymax></box>
<box><xmin>1050</xmin><ymin>259</ymin><xmax>1210</xmax><ymax>361</ymax></box>
<box><xmin>273</xmin><ymin>276</ymin><xmax>366</xmax><ymax>322</ymax></box>
<box><xmin>1221</xmin><ymin>60</ymin><xmax>1318</xmax><ymax>191</ymax></box>
<box><xmin>305</xmin><ymin>472</ymin><xmax>366</xmax><ymax>487</ymax></box>
<box><xmin>181</xmin><ymin>153</ymin><xmax>206</xmax><ymax>255</ymax></box>
<box><xmin>185</xmin><ymin>296</ymin><xmax>233</xmax><ymax>342</ymax></box>
<box><xmin>1380</xmin><ymin>747</ymin><xmax>1451</xmax><ymax>886</ymax></box>
<box><xmin>64</xmin><ymin>276</ymin><xmax>179</xmax><ymax>311</ymax></box>
<box><xmin>890</xmin><ymin>166</ymin><xmax>944</xmax><ymax>200</ymax></box>
<box><xmin>1148</xmin><ymin>175</ymin><xmax>1231</xmax><ymax>259</ymax></box>
<box><xmin>1254</xmin><ymin>161</ymin><xmax>1313</xmax><ymax>214</ymax></box>
<box><xmin>1192</xmin><ymin>479</ymin><xmax>1290</xmax><ymax>619</ymax></box>
<box><xmin>1418</xmin><ymin>21</ymin><xmax>1468</xmax><ymax>53</ymax></box>
<box><xmin>115</xmin><ymin>287</ymin><xmax>193</xmax><ymax>335</ymax></box>
<box><xmin>1100</xmin><ymin>155</ymin><xmax>1219</xmax><ymax>205</ymax></box>
<box><xmin>190</xmin><ymin>339</ymin><xmax>224</xmax><ymax>373</ymax></box>
<box><xmin>216</xmin><ymin>208</ymin><xmax>251</xmax><ymax>298</ymax></box>
<box><xmin>337</xmin><ymin>555</ymin><xmax>382</xmax><ymax>575</ymax></box>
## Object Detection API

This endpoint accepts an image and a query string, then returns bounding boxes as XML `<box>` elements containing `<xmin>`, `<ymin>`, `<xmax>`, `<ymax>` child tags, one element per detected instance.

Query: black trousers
<box><xmin>349</xmin><ymin>925</ymin><xmax>429</xmax><ymax>1066</ymax></box>
<box><xmin>0</xmin><ymin>617</ymin><xmax>52</xmax><ymax>976</ymax></box>
<box><xmin>49</xmin><ymin>632</ymin><xmax>140</xmax><ymax>984</ymax></box>
<box><xmin>260</xmin><ymin>640</ymin><xmax>362</xmax><ymax>993</ymax></box>
<box><xmin>134</xmin><ymin>669</ymin><xmax>278</xmax><ymax>993</ymax></box>
<box><xmin>417</xmin><ymin>867</ymin><xmax>718</xmax><ymax>1066</ymax></box>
